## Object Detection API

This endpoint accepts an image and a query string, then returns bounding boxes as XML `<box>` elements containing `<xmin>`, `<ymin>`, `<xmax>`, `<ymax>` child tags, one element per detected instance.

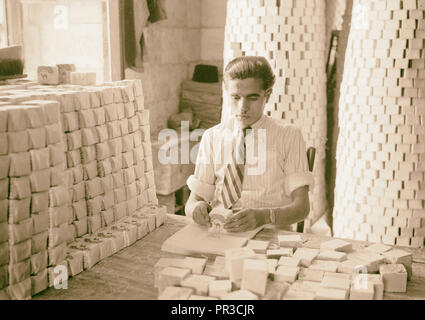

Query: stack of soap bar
<box><xmin>225</xmin><ymin>247</ymin><xmax>256</xmax><ymax>282</ymax></box>
<box><xmin>379</xmin><ymin>264</ymin><xmax>408</xmax><ymax>293</ymax></box>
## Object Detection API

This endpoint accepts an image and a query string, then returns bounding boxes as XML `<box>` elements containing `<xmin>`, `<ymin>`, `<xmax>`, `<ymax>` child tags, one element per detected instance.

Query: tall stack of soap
<box><xmin>333</xmin><ymin>0</ymin><xmax>425</xmax><ymax>247</ymax></box>
<box><xmin>1</xmin><ymin>101</ymin><xmax>67</xmax><ymax>299</ymax></box>
<box><xmin>223</xmin><ymin>0</ymin><xmax>328</xmax><ymax>228</ymax></box>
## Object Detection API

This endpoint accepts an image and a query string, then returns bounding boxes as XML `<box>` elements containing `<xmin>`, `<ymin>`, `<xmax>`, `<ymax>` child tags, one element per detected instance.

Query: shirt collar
<box><xmin>233</xmin><ymin>114</ymin><xmax>266</xmax><ymax>134</ymax></box>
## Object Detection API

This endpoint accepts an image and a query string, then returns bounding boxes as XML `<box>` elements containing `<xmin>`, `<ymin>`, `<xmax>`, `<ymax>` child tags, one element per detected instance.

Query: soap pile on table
<box><xmin>0</xmin><ymin>79</ymin><xmax>167</xmax><ymax>299</ymax></box>
<box><xmin>155</xmin><ymin>235</ymin><xmax>412</xmax><ymax>300</ymax></box>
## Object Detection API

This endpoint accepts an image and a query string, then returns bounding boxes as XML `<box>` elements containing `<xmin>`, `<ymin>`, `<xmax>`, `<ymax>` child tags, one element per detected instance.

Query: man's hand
<box><xmin>191</xmin><ymin>201</ymin><xmax>212</xmax><ymax>226</ymax></box>
<box><xmin>224</xmin><ymin>208</ymin><xmax>268</xmax><ymax>232</ymax></box>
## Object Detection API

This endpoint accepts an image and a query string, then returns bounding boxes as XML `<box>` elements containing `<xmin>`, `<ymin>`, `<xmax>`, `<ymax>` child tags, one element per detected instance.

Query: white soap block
<box><xmin>30</xmin><ymin>250</ymin><xmax>48</xmax><ymax>275</ymax></box>
<box><xmin>317</xmin><ymin>250</ymin><xmax>347</xmax><ymax>262</ymax></box>
<box><xmin>365</xmin><ymin>243</ymin><xmax>392</xmax><ymax>254</ymax></box>
<box><xmin>38</xmin><ymin>66</ymin><xmax>59</xmax><ymax>85</ymax></box>
<box><xmin>158</xmin><ymin>266</ymin><xmax>191</xmax><ymax>294</ymax></box>
<box><xmin>0</xmin><ymin>133</ymin><xmax>7</xmax><ymax>156</ymax></box>
<box><xmin>189</xmin><ymin>295</ymin><xmax>218</xmax><ymax>300</ymax></box>
<box><xmin>28</xmin><ymin>127</ymin><xmax>46</xmax><ymax>150</ymax></box>
<box><xmin>221</xmin><ymin>289</ymin><xmax>259</xmax><ymax>300</ymax></box>
<box><xmin>8</xmin><ymin>198</ymin><xmax>30</xmax><ymax>223</ymax></box>
<box><xmin>282</xmin><ymin>288</ymin><xmax>316</xmax><ymax>300</ymax></box>
<box><xmin>49</xmin><ymin>186</ymin><xmax>70</xmax><ymax>207</ymax></box>
<box><xmin>246</xmin><ymin>239</ymin><xmax>269</xmax><ymax>254</ymax></box>
<box><xmin>265</xmin><ymin>258</ymin><xmax>278</xmax><ymax>274</ymax></box>
<box><xmin>379</xmin><ymin>264</ymin><xmax>407</xmax><ymax>293</ymax></box>
<box><xmin>241</xmin><ymin>259</ymin><xmax>268</xmax><ymax>296</ymax></box>
<box><xmin>293</xmin><ymin>248</ymin><xmax>319</xmax><ymax>267</ymax></box>
<box><xmin>278</xmin><ymin>234</ymin><xmax>303</xmax><ymax>248</ymax></box>
<box><xmin>9</xmin><ymin>152</ymin><xmax>31</xmax><ymax>177</ymax></box>
<box><xmin>209</xmin><ymin>280</ymin><xmax>232</xmax><ymax>298</ymax></box>
<box><xmin>321</xmin><ymin>275</ymin><xmax>351</xmax><ymax>291</ymax></box>
<box><xmin>350</xmin><ymin>276</ymin><xmax>375</xmax><ymax>300</ymax></box>
<box><xmin>31</xmin><ymin>230</ymin><xmax>48</xmax><ymax>255</ymax></box>
<box><xmin>9</xmin><ymin>176</ymin><xmax>31</xmax><ymax>200</ymax></box>
<box><xmin>23</xmin><ymin>105</ymin><xmax>46</xmax><ymax>129</ymax></box>
<box><xmin>65</xmin><ymin>249</ymin><xmax>84</xmax><ymax>276</ymax></box>
<box><xmin>32</xmin><ymin>210</ymin><xmax>49</xmax><ymax>234</ymax></box>
<box><xmin>266</xmin><ymin>248</ymin><xmax>293</xmax><ymax>259</ymax></box>
<box><xmin>225</xmin><ymin>247</ymin><xmax>256</xmax><ymax>282</ymax></box>
<box><xmin>315</xmin><ymin>287</ymin><xmax>348</xmax><ymax>300</ymax></box>
<box><xmin>180</xmin><ymin>274</ymin><xmax>216</xmax><ymax>296</ymax></box>
<box><xmin>29</xmin><ymin>169</ymin><xmax>50</xmax><ymax>193</ymax></box>
<box><xmin>49</xmin><ymin>143</ymin><xmax>66</xmax><ymax>166</ymax></box>
<box><xmin>278</xmin><ymin>256</ymin><xmax>301</xmax><ymax>267</ymax></box>
<box><xmin>8</xmin><ymin>218</ymin><xmax>32</xmax><ymax>245</ymax></box>
<box><xmin>274</xmin><ymin>266</ymin><xmax>299</xmax><ymax>283</ymax></box>
<box><xmin>56</xmin><ymin>64</ymin><xmax>76</xmax><ymax>84</ymax></box>
<box><xmin>70</xmin><ymin>72</ymin><xmax>96</xmax><ymax>85</ymax></box>
<box><xmin>8</xmin><ymin>131</ymin><xmax>29</xmax><ymax>153</ymax></box>
<box><xmin>320</xmin><ymin>239</ymin><xmax>352</xmax><ymax>252</ymax></box>
<box><xmin>30</xmin><ymin>148</ymin><xmax>50</xmax><ymax>171</ymax></box>
<box><xmin>45</xmin><ymin>123</ymin><xmax>62</xmax><ymax>145</ymax></box>
<box><xmin>9</xmin><ymin>239</ymin><xmax>31</xmax><ymax>263</ymax></box>
<box><xmin>298</xmin><ymin>268</ymin><xmax>324</xmax><ymax>282</ymax></box>
<box><xmin>309</xmin><ymin>260</ymin><xmax>340</xmax><ymax>273</ymax></box>
<box><xmin>383</xmin><ymin>249</ymin><xmax>413</xmax><ymax>278</ymax></box>
<box><xmin>347</xmin><ymin>251</ymin><xmax>386</xmax><ymax>274</ymax></box>
<box><xmin>158</xmin><ymin>286</ymin><xmax>193</xmax><ymax>300</ymax></box>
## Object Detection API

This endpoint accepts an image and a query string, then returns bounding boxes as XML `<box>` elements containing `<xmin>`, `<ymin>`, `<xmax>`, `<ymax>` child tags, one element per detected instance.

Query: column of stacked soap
<box><xmin>223</xmin><ymin>0</ymin><xmax>328</xmax><ymax>228</ymax></box>
<box><xmin>0</xmin><ymin>79</ymin><xmax>168</xmax><ymax>299</ymax></box>
<box><xmin>333</xmin><ymin>0</ymin><xmax>425</xmax><ymax>247</ymax></box>
<box><xmin>0</xmin><ymin>101</ymin><xmax>70</xmax><ymax>299</ymax></box>
<box><xmin>155</xmin><ymin>235</ymin><xmax>413</xmax><ymax>300</ymax></box>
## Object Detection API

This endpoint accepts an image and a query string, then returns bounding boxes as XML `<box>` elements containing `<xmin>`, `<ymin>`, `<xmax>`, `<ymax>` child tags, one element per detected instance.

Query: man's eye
<box><xmin>232</xmin><ymin>96</ymin><xmax>240</xmax><ymax>101</ymax></box>
<box><xmin>248</xmin><ymin>96</ymin><xmax>259</xmax><ymax>101</ymax></box>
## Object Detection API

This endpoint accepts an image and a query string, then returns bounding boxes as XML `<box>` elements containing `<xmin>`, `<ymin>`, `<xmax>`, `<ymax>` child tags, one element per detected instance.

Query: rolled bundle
<box><xmin>334</xmin><ymin>0</ymin><xmax>425</xmax><ymax>248</ymax></box>
<box><xmin>223</xmin><ymin>0</ymin><xmax>328</xmax><ymax>227</ymax></box>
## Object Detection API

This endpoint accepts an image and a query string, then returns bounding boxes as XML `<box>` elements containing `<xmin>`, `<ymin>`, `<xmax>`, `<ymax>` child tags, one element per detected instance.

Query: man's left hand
<box><xmin>224</xmin><ymin>208</ymin><xmax>267</xmax><ymax>232</ymax></box>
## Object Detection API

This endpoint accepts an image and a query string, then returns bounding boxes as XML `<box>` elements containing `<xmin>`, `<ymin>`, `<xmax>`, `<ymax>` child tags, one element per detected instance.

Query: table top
<box><xmin>34</xmin><ymin>214</ymin><xmax>425</xmax><ymax>300</ymax></box>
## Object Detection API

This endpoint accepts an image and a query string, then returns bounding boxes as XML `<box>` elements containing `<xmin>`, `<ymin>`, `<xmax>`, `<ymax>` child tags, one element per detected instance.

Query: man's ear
<box><xmin>265</xmin><ymin>88</ymin><xmax>272</xmax><ymax>102</ymax></box>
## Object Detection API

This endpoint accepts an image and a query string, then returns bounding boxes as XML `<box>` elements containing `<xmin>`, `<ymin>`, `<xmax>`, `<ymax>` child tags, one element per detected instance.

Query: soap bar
<box><xmin>9</xmin><ymin>218</ymin><xmax>32</xmax><ymax>244</ymax></box>
<box><xmin>298</xmin><ymin>268</ymin><xmax>324</xmax><ymax>282</ymax></box>
<box><xmin>30</xmin><ymin>250</ymin><xmax>48</xmax><ymax>275</ymax></box>
<box><xmin>309</xmin><ymin>260</ymin><xmax>340</xmax><ymax>273</ymax></box>
<box><xmin>293</xmin><ymin>248</ymin><xmax>319</xmax><ymax>267</ymax></box>
<box><xmin>383</xmin><ymin>249</ymin><xmax>413</xmax><ymax>279</ymax></box>
<box><xmin>158</xmin><ymin>286</ymin><xmax>193</xmax><ymax>300</ymax></box>
<box><xmin>70</xmin><ymin>72</ymin><xmax>96</xmax><ymax>85</ymax></box>
<box><xmin>315</xmin><ymin>287</ymin><xmax>348</xmax><ymax>300</ymax></box>
<box><xmin>49</xmin><ymin>143</ymin><xmax>66</xmax><ymax>166</ymax></box>
<box><xmin>48</xmin><ymin>223</ymin><xmax>69</xmax><ymax>248</ymax></box>
<box><xmin>274</xmin><ymin>266</ymin><xmax>299</xmax><ymax>283</ymax></box>
<box><xmin>56</xmin><ymin>64</ymin><xmax>76</xmax><ymax>84</ymax></box>
<box><xmin>31</xmin><ymin>231</ymin><xmax>48</xmax><ymax>255</ymax></box>
<box><xmin>30</xmin><ymin>169</ymin><xmax>51</xmax><ymax>193</ymax></box>
<box><xmin>28</xmin><ymin>128</ymin><xmax>46</xmax><ymax>150</ymax></box>
<box><xmin>278</xmin><ymin>256</ymin><xmax>301</xmax><ymax>267</ymax></box>
<box><xmin>321</xmin><ymin>275</ymin><xmax>351</xmax><ymax>291</ymax></box>
<box><xmin>30</xmin><ymin>148</ymin><xmax>50</xmax><ymax>171</ymax></box>
<box><xmin>82</xmin><ymin>128</ymin><xmax>99</xmax><ymax>147</ymax></box>
<box><xmin>32</xmin><ymin>211</ymin><xmax>49</xmax><ymax>234</ymax></box>
<box><xmin>83</xmin><ymin>161</ymin><xmax>98</xmax><ymax>181</ymax></box>
<box><xmin>221</xmin><ymin>290</ymin><xmax>259</xmax><ymax>300</ymax></box>
<box><xmin>224</xmin><ymin>247</ymin><xmax>256</xmax><ymax>282</ymax></box>
<box><xmin>8</xmin><ymin>278</ymin><xmax>31</xmax><ymax>300</ymax></box>
<box><xmin>5</xmin><ymin>106</ymin><xmax>28</xmax><ymax>132</ymax></box>
<box><xmin>85</xmin><ymin>178</ymin><xmax>103</xmax><ymax>199</ymax></box>
<box><xmin>31</xmin><ymin>268</ymin><xmax>48</xmax><ymax>296</ymax></box>
<box><xmin>180</xmin><ymin>274</ymin><xmax>216</xmax><ymax>296</ymax></box>
<box><xmin>379</xmin><ymin>264</ymin><xmax>407</xmax><ymax>293</ymax></box>
<box><xmin>8</xmin><ymin>259</ymin><xmax>30</xmax><ymax>285</ymax></box>
<box><xmin>73</xmin><ymin>218</ymin><xmax>88</xmax><ymax>238</ymax></box>
<box><xmin>46</xmin><ymin>123</ymin><xmax>62</xmax><ymax>145</ymax></box>
<box><xmin>49</xmin><ymin>205</ymin><xmax>72</xmax><ymax>227</ymax></box>
<box><xmin>93</xmin><ymin>108</ymin><xmax>106</xmax><ymax>126</ymax></box>
<box><xmin>9</xmin><ymin>239</ymin><xmax>31</xmax><ymax>263</ymax></box>
<box><xmin>74</xmin><ymin>92</ymin><xmax>91</xmax><ymax>110</ymax></box>
<box><xmin>266</xmin><ymin>248</ymin><xmax>293</xmax><ymax>259</ymax></box>
<box><xmin>208</xmin><ymin>279</ymin><xmax>232</xmax><ymax>298</ymax></box>
<box><xmin>320</xmin><ymin>239</ymin><xmax>352</xmax><ymax>252</ymax></box>
<box><xmin>79</xmin><ymin>109</ymin><xmax>96</xmax><ymax>129</ymax></box>
<box><xmin>241</xmin><ymin>259</ymin><xmax>268</xmax><ymax>297</ymax></box>
<box><xmin>0</xmin><ymin>264</ymin><xmax>8</xmax><ymax>290</ymax></box>
<box><xmin>278</xmin><ymin>234</ymin><xmax>303</xmax><ymax>248</ymax></box>
<box><xmin>8</xmin><ymin>131</ymin><xmax>29</xmax><ymax>153</ymax></box>
<box><xmin>65</xmin><ymin>249</ymin><xmax>84</xmax><ymax>276</ymax></box>
<box><xmin>88</xmin><ymin>214</ymin><xmax>102</xmax><ymax>234</ymax></box>
<box><xmin>8</xmin><ymin>198</ymin><xmax>30</xmax><ymax>223</ymax></box>
<box><xmin>49</xmin><ymin>186</ymin><xmax>70</xmax><ymax>207</ymax></box>
<box><xmin>317</xmin><ymin>250</ymin><xmax>347</xmax><ymax>262</ymax></box>
<box><xmin>158</xmin><ymin>266</ymin><xmax>191</xmax><ymax>294</ymax></box>
<box><xmin>38</xmin><ymin>66</ymin><xmax>59</xmax><ymax>85</ymax></box>
<box><xmin>262</xmin><ymin>280</ymin><xmax>290</xmax><ymax>300</ymax></box>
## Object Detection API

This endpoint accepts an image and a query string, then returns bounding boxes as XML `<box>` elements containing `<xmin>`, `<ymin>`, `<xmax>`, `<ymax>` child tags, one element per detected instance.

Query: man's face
<box><xmin>226</xmin><ymin>77</ymin><xmax>271</xmax><ymax>128</ymax></box>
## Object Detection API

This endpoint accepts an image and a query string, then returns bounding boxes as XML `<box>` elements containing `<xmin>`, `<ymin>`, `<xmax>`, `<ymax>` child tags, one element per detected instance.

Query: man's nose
<box><xmin>239</xmin><ymin>98</ymin><xmax>249</xmax><ymax>113</ymax></box>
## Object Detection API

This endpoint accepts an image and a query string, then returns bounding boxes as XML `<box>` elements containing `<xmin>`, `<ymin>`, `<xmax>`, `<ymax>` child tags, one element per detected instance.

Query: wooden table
<box><xmin>34</xmin><ymin>214</ymin><xmax>425</xmax><ymax>300</ymax></box>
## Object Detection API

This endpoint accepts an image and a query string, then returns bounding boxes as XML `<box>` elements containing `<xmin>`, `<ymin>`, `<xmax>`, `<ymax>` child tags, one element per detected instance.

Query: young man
<box><xmin>185</xmin><ymin>56</ymin><xmax>313</xmax><ymax>232</ymax></box>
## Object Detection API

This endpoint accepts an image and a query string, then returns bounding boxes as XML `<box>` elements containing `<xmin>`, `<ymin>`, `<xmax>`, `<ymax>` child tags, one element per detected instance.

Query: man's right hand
<box><xmin>191</xmin><ymin>201</ymin><xmax>211</xmax><ymax>226</ymax></box>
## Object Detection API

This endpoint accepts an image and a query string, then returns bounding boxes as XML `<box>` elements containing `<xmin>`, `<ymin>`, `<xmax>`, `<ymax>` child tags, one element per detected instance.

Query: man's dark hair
<box><xmin>223</xmin><ymin>56</ymin><xmax>276</xmax><ymax>91</ymax></box>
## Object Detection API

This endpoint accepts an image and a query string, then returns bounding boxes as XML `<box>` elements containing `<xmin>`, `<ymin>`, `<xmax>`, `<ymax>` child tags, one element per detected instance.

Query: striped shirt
<box><xmin>187</xmin><ymin>115</ymin><xmax>314</xmax><ymax>225</ymax></box>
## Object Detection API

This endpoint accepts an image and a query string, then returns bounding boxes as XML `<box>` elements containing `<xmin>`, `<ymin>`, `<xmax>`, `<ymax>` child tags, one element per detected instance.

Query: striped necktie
<box><xmin>221</xmin><ymin>126</ymin><xmax>251</xmax><ymax>209</ymax></box>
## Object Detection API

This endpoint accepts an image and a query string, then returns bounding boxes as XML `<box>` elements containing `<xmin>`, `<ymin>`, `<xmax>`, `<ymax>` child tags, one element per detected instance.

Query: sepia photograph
<box><xmin>0</xmin><ymin>0</ymin><xmax>424</xmax><ymax>307</ymax></box>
